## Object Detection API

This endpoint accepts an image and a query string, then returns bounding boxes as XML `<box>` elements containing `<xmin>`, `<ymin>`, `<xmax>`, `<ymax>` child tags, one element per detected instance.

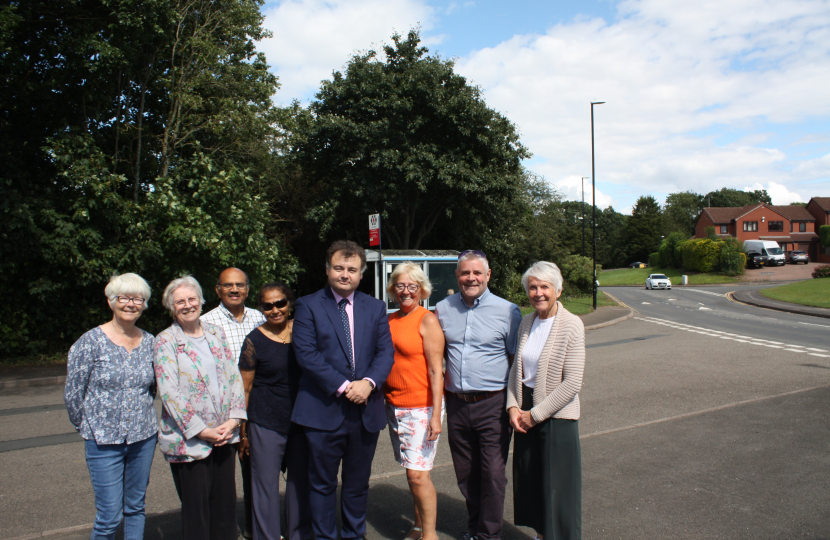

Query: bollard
<box><xmin>681</xmin><ymin>275</ymin><xmax>688</xmax><ymax>285</ymax></box>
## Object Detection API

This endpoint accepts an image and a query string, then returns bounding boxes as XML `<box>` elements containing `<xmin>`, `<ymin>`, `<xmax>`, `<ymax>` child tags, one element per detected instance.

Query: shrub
<box><xmin>813</xmin><ymin>265</ymin><xmax>830</xmax><ymax>279</ymax></box>
<box><xmin>820</xmin><ymin>225</ymin><xmax>830</xmax><ymax>247</ymax></box>
<box><xmin>719</xmin><ymin>236</ymin><xmax>745</xmax><ymax>276</ymax></box>
<box><xmin>559</xmin><ymin>255</ymin><xmax>599</xmax><ymax>296</ymax></box>
<box><xmin>705</xmin><ymin>225</ymin><xmax>717</xmax><ymax>240</ymax></box>
<box><xmin>649</xmin><ymin>252</ymin><xmax>660</xmax><ymax>268</ymax></box>
<box><xmin>681</xmin><ymin>238</ymin><xmax>723</xmax><ymax>272</ymax></box>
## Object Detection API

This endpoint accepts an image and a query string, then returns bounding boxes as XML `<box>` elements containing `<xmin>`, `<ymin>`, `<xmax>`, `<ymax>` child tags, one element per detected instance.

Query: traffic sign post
<box><xmin>369</xmin><ymin>213</ymin><xmax>380</xmax><ymax>247</ymax></box>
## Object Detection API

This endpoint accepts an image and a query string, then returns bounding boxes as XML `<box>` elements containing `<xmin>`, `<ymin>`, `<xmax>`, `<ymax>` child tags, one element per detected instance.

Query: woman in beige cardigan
<box><xmin>507</xmin><ymin>261</ymin><xmax>585</xmax><ymax>540</ymax></box>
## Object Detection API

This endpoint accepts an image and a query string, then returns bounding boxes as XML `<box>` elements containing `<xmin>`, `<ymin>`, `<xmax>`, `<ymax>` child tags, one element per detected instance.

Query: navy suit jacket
<box><xmin>291</xmin><ymin>287</ymin><xmax>395</xmax><ymax>432</ymax></box>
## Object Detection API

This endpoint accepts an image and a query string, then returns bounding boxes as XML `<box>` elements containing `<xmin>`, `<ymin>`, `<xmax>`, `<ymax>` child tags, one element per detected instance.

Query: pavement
<box><xmin>730</xmin><ymin>288</ymin><xmax>830</xmax><ymax>319</ymax></box>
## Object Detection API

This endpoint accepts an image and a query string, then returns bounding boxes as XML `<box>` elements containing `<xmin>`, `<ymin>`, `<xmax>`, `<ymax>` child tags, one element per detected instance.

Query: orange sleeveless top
<box><xmin>384</xmin><ymin>306</ymin><xmax>433</xmax><ymax>408</ymax></box>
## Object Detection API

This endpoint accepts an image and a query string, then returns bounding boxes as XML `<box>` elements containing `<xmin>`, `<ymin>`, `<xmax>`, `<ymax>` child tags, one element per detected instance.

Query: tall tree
<box><xmin>623</xmin><ymin>196</ymin><xmax>663</xmax><ymax>263</ymax></box>
<box><xmin>292</xmin><ymin>29</ymin><xmax>530</xmax><ymax>252</ymax></box>
<box><xmin>663</xmin><ymin>190</ymin><xmax>705</xmax><ymax>236</ymax></box>
<box><xmin>0</xmin><ymin>0</ymin><xmax>295</xmax><ymax>355</ymax></box>
<box><xmin>704</xmin><ymin>188</ymin><xmax>771</xmax><ymax>207</ymax></box>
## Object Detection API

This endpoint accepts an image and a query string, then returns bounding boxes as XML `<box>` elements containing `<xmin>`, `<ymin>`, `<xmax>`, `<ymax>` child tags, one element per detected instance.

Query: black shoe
<box><xmin>459</xmin><ymin>532</ymin><xmax>477</xmax><ymax>540</ymax></box>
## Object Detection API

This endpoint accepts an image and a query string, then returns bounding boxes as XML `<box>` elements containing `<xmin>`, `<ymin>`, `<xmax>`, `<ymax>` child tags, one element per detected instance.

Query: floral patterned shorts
<box><xmin>386</xmin><ymin>401</ymin><xmax>446</xmax><ymax>471</ymax></box>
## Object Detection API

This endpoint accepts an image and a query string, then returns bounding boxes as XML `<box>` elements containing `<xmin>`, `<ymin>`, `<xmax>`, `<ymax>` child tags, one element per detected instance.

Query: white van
<box><xmin>743</xmin><ymin>240</ymin><xmax>786</xmax><ymax>266</ymax></box>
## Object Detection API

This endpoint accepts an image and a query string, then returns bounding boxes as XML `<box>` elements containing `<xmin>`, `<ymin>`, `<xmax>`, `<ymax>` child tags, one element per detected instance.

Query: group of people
<box><xmin>64</xmin><ymin>240</ymin><xmax>586</xmax><ymax>540</ymax></box>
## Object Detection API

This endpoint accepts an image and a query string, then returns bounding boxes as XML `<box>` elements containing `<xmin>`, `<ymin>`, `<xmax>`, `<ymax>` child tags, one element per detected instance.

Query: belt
<box><xmin>448</xmin><ymin>389</ymin><xmax>505</xmax><ymax>403</ymax></box>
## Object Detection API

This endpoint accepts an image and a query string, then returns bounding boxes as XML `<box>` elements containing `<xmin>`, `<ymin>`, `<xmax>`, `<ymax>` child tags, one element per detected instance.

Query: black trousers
<box><xmin>513</xmin><ymin>385</ymin><xmax>582</xmax><ymax>540</ymax></box>
<box><xmin>241</xmin><ymin>445</ymin><xmax>253</xmax><ymax>537</ymax></box>
<box><xmin>170</xmin><ymin>444</ymin><xmax>238</xmax><ymax>540</ymax></box>
<box><xmin>446</xmin><ymin>391</ymin><xmax>513</xmax><ymax>540</ymax></box>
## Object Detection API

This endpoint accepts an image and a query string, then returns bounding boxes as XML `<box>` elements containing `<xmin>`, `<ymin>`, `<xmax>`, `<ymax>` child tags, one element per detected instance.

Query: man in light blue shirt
<box><xmin>435</xmin><ymin>250</ymin><xmax>522</xmax><ymax>540</ymax></box>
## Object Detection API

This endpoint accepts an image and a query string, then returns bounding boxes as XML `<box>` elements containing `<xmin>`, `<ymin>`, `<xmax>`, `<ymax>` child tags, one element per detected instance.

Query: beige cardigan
<box><xmin>506</xmin><ymin>302</ymin><xmax>585</xmax><ymax>423</ymax></box>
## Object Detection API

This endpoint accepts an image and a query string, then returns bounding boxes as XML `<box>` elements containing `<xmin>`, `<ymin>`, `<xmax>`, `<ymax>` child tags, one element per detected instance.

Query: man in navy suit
<box><xmin>292</xmin><ymin>240</ymin><xmax>395</xmax><ymax>540</ymax></box>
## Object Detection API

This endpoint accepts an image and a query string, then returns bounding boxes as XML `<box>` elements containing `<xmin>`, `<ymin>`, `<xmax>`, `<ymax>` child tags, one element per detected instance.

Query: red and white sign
<box><xmin>368</xmin><ymin>213</ymin><xmax>380</xmax><ymax>246</ymax></box>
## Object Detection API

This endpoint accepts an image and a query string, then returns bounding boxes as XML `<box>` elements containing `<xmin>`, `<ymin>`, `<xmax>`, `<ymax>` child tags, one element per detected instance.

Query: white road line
<box><xmin>800</xmin><ymin>322</ymin><xmax>830</xmax><ymax>328</ymax></box>
<box><xmin>683</xmin><ymin>289</ymin><xmax>726</xmax><ymax>297</ymax></box>
<box><xmin>634</xmin><ymin>316</ymin><xmax>819</xmax><ymax>354</ymax></box>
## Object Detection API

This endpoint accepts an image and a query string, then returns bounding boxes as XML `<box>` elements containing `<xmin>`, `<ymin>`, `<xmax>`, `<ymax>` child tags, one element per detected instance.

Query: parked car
<box><xmin>743</xmin><ymin>240</ymin><xmax>786</xmax><ymax>266</ymax></box>
<box><xmin>645</xmin><ymin>274</ymin><xmax>672</xmax><ymax>290</ymax></box>
<box><xmin>787</xmin><ymin>250</ymin><xmax>809</xmax><ymax>264</ymax></box>
<box><xmin>630</xmin><ymin>261</ymin><xmax>647</xmax><ymax>268</ymax></box>
<box><xmin>746</xmin><ymin>252</ymin><xmax>770</xmax><ymax>269</ymax></box>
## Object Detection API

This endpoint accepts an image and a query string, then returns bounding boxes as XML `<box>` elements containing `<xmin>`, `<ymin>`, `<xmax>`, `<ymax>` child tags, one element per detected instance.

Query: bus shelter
<box><xmin>366</xmin><ymin>250</ymin><xmax>460</xmax><ymax>312</ymax></box>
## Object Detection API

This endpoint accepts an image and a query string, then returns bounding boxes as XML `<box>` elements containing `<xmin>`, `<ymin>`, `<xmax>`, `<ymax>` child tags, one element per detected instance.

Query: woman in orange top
<box><xmin>385</xmin><ymin>262</ymin><xmax>446</xmax><ymax>540</ymax></box>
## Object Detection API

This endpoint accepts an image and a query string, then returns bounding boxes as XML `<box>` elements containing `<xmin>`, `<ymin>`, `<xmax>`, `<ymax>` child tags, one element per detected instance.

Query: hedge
<box><xmin>649</xmin><ymin>252</ymin><xmax>660</xmax><ymax>268</ymax></box>
<box><xmin>681</xmin><ymin>238</ymin><xmax>722</xmax><ymax>272</ymax></box>
<box><xmin>813</xmin><ymin>265</ymin><xmax>830</xmax><ymax>279</ymax></box>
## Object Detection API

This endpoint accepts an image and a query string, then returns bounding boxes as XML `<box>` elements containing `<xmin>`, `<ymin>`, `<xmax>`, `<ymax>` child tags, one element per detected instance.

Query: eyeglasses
<box><xmin>394</xmin><ymin>284</ymin><xmax>421</xmax><ymax>293</ymax></box>
<box><xmin>173</xmin><ymin>297</ymin><xmax>201</xmax><ymax>308</ymax></box>
<box><xmin>115</xmin><ymin>296</ymin><xmax>146</xmax><ymax>306</ymax></box>
<box><xmin>261</xmin><ymin>299</ymin><xmax>289</xmax><ymax>311</ymax></box>
<box><xmin>219</xmin><ymin>282</ymin><xmax>248</xmax><ymax>290</ymax></box>
<box><xmin>458</xmin><ymin>250</ymin><xmax>487</xmax><ymax>260</ymax></box>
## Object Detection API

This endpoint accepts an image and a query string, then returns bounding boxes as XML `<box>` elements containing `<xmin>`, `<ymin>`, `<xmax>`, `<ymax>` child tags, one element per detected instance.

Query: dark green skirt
<box><xmin>513</xmin><ymin>385</ymin><xmax>582</xmax><ymax>540</ymax></box>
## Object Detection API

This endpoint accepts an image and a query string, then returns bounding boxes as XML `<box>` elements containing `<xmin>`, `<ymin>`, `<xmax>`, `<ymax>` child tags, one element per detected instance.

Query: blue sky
<box><xmin>258</xmin><ymin>0</ymin><xmax>830</xmax><ymax>213</ymax></box>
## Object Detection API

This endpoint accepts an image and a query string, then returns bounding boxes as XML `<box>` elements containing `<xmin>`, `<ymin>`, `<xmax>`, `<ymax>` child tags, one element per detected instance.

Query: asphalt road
<box><xmin>604</xmin><ymin>283</ymin><xmax>830</xmax><ymax>352</ymax></box>
<box><xmin>1</xmin><ymin>293</ymin><xmax>829</xmax><ymax>539</ymax></box>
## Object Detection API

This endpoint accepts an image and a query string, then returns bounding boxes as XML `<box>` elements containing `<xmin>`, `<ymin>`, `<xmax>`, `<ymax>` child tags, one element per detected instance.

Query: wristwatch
<box><xmin>365</xmin><ymin>379</ymin><xmax>375</xmax><ymax>391</ymax></box>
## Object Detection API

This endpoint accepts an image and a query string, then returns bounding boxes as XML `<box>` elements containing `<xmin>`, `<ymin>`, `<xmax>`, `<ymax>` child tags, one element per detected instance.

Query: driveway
<box><xmin>739</xmin><ymin>260</ymin><xmax>822</xmax><ymax>282</ymax></box>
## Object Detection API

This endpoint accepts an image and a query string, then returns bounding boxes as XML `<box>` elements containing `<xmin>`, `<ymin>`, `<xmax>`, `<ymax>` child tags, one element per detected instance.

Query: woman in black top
<box><xmin>239</xmin><ymin>282</ymin><xmax>311</xmax><ymax>540</ymax></box>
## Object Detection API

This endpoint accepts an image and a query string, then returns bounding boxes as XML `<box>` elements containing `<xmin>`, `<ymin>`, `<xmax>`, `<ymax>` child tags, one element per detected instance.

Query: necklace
<box><xmin>265</xmin><ymin>323</ymin><xmax>290</xmax><ymax>343</ymax></box>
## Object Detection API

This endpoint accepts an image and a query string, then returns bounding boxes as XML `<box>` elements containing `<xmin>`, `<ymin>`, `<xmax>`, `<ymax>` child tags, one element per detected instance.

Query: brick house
<box><xmin>694</xmin><ymin>197</ymin><xmax>829</xmax><ymax>262</ymax></box>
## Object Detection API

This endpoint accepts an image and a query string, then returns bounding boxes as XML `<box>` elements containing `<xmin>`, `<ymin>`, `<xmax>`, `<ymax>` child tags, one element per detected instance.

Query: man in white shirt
<box><xmin>201</xmin><ymin>267</ymin><xmax>264</xmax><ymax>540</ymax></box>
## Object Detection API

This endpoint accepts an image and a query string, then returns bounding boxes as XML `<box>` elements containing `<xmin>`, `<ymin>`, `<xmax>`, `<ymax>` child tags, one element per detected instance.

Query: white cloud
<box><xmin>745</xmin><ymin>181</ymin><xmax>805</xmax><ymax>205</ymax></box>
<box><xmin>258</xmin><ymin>0</ymin><xmax>435</xmax><ymax>105</ymax></box>
<box><xmin>454</xmin><ymin>0</ymin><xmax>830</xmax><ymax>210</ymax></box>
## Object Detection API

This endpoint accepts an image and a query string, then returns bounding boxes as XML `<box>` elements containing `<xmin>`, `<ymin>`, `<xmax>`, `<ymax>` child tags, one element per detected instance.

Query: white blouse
<box><xmin>521</xmin><ymin>315</ymin><xmax>555</xmax><ymax>388</ymax></box>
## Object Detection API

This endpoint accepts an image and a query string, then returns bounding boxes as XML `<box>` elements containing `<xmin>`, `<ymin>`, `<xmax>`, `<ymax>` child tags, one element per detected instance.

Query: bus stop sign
<box><xmin>369</xmin><ymin>213</ymin><xmax>380</xmax><ymax>246</ymax></box>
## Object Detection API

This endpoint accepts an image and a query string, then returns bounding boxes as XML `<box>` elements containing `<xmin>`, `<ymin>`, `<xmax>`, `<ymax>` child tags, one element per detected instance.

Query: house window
<box><xmin>790</xmin><ymin>222</ymin><xmax>793</xmax><ymax>232</ymax></box>
<box><xmin>768</xmin><ymin>221</ymin><xmax>783</xmax><ymax>231</ymax></box>
<box><xmin>743</xmin><ymin>221</ymin><xmax>758</xmax><ymax>232</ymax></box>
<box><xmin>719</xmin><ymin>225</ymin><xmax>728</xmax><ymax>234</ymax></box>
<box><xmin>800</xmin><ymin>222</ymin><xmax>807</xmax><ymax>232</ymax></box>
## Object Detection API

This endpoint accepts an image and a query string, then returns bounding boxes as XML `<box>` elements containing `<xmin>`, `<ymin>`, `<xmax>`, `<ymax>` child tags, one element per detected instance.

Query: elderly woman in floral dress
<box><xmin>154</xmin><ymin>275</ymin><xmax>247</xmax><ymax>540</ymax></box>
<box><xmin>64</xmin><ymin>273</ymin><xmax>158</xmax><ymax>540</ymax></box>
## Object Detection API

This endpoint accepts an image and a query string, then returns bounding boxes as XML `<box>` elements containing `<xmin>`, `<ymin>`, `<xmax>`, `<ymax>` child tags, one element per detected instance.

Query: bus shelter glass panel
<box><xmin>385</xmin><ymin>262</ymin><xmax>424</xmax><ymax>311</ymax></box>
<box><xmin>425</xmin><ymin>262</ymin><xmax>457</xmax><ymax>309</ymax></box>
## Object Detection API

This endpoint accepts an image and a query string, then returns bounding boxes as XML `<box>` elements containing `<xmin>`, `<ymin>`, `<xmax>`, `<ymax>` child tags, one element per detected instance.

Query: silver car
<box><xmin>645</xmin><ymin>274</ymin><xmax>672</xmax><ymax>290</ymax></box>
<box><xmin>787</xmin><ymin>250</ymin><xmax>809</xmax><ymax>264</ymax></box>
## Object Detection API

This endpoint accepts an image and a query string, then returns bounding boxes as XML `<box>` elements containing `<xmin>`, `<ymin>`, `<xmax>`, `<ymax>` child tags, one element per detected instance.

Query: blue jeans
<box><xmin>84</xmin><ymin>433</ymin><xmax>158</xmax><ymax>540</ymax></box>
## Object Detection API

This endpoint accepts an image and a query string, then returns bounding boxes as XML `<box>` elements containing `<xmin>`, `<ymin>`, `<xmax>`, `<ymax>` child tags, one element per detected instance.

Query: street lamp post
<box><xmin>591</xmin><ymin>101</ymin><xmax>604</xmax><ymax>310</ymax></box>
<box><xmin>581</xmin><ymin>176</ymin><xmax>588</xmax><ymax>258</ymax></box>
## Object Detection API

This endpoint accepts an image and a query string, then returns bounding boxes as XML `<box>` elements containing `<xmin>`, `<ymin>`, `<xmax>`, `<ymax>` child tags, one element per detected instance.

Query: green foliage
<box><xmin>704</xmin><ymin>188</ymin><xmax>771</xmax><ymax>207</ymax></box>
<box><xmin>718</xmin><ymin>235</ymin><xmax>746</xmax><ymax>276</ymax></box>
<box><xmin>503</xmin><ymin>272</ymin><xmax>530</xmax><ymax>307</ymax></box>
<box><xmin>291</xmin><ymin>29</ymin><xmax>530</xmax><ymax>293</ymax></box>
<box><xmin>657</xmin><ymin>232</ymin><xmax>688</xmax><ymax>268</ymax></box>
<box><xmin>812</xmin><ymin>265</ymin><xmax>830</xmax><ymax>279</ymax></box>
<box><xmin>622</xmin><ymin>196</ymin><xmax>662</xmax><ymax>263</ymax></box>
<box><xmin>819</xmin><ymin>225</ymin><xmax>830</xmax><ymax>247</ymax></box>
<box><xmin>705</xmin><ymin>225</ymin><xmax>717</xmax><ymax>240</ymax></box>
<box><xmin>681</xmin><ymin>238</ymin><xmax>723</xmax><ymax>273</ymax></box>
<box><xmin>559</xmin><ymin>255</ymin><xmax>600</xmax><ymax>296</ymax></box>
<box><xmin>648</xmin><ymin>252</ymin><xmax>660</xmax><ymax>268</ymax></box>
<box><xmin>663</xmin><ymin>191</ymin><xmax>704</xmax><ymax>236</ymax></box>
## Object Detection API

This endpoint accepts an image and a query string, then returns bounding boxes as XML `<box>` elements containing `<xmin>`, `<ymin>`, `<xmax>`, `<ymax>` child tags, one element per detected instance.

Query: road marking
<box><xmin>642</xmin><ymin>302</ymin><xmax>651</xmax><ymax>304</ymax></box>
<box><xmin>683</xmin><ymin>289</ymin><xmax>726</xmax><ymax>297</ymax></box>
<box><xmin>634</xmin><ymin>316</ymin><xmax>822</xmax><ymax>354</ymax></box>
<box><xmin>699</xmin><ymin>307</ymin><xmax>711</xmax><ymax>310</ymax></box>
<box><xmin>800</xmin><ymin>322</ymin><xmax>830</xmax><ymax>328</ymax></box>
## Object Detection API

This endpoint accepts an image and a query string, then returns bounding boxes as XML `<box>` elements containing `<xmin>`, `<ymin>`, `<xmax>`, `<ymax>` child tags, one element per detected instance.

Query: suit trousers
<box><xmin>513</xmin><ymin>385</ymin><xmax>582</xmax><ymax>540</ymax></box>
<box><xmin>249</xmin><ymin>422</ymin><xmax>313</xmax><ymax>540</ymax></box>
<box><xmin>304</xmin><ymin>400</ymin><xmax>380</xmax><ymax>540</ymax></box>
<box><xmin>446</xmin><ymin>391</ymin><xmax>513</xmax><ymax>540</ymax></box>
<box><xmin>169</xmin><ymin>444</ymin><xmax>237</xmax><ymax>540</ymax></box>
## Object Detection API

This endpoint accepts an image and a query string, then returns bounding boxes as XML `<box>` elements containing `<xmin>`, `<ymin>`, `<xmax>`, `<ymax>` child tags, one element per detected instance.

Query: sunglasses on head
<box><xmin>260</xmin><ymin>299</ymin><xmax>289</xmax><ymax>311</ymax></box>
<box><xmin>458</xmin><ymin>249</ymin><xmax>487</xmax><ymax>260</ymax></box>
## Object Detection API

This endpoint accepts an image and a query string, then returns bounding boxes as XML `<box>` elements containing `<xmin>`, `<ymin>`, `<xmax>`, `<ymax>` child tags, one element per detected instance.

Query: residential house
<box><xmin>694</xmin><ymin>197</ymin><xmax>829</xmax><ymax>263</ymax></box>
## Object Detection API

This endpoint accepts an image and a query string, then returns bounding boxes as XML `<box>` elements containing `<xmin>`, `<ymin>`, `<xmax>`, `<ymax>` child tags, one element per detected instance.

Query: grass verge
<box><xmin>759</xmin><ymin>278</ymin><xmax>830</xmax><ymax>309</ymax></box>
<box><xmin>599</xmin><ymin>267</ymin><xmax>739</xmax><ymax>286</ymax></box>
<box><xmin>521</xmin><ymin>291</ymin><xmax>618</xmax><ymax>316</ymax></box>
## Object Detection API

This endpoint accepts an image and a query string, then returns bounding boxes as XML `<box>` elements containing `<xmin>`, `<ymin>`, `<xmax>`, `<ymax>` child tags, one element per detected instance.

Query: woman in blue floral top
<box><xmin>64</xmin><ymin>273</ymin><xmax>158</xmax><ymax>540</ymax></box>
<box><xmin>154</xmin><ymin>275</ymin><xmax>247</xmax><ymax>540</ymax></box>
